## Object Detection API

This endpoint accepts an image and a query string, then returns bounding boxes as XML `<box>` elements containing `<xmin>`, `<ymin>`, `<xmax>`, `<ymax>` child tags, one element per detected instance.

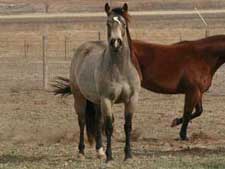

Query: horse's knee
<box><xmin>101</xmin><ymin>98</ymin><xmax>113</xmax><ymax>134</ymax></box>
<box><xmin>105</xmin><ymin>116</ymin><xmax>113</xmax><ymax>135</ymax></box>
<box><xmin>195</xmin><ymin>104</ymin><xmax>203</xmax><ymax>117</ymax></box>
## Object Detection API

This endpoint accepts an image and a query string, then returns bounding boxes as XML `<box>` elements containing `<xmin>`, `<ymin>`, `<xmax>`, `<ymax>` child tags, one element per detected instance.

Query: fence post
<box><xmin>45</xmin><ymin>3</ymin><xmax>49</xmax><ymax>13</ymax></box>
<box><xmin>24</xmin><ymin>40</ymin><xmax>26</xmax><ymax>58</ymax></box>
<box><xmin>98</xmin><ymin>32</ymin><xmax>101</xmax><ymax>41</ymax></box>
<box><xmin>42</xmin><ymin>35</ymin><xmax>48</xmax><ymax>90</ymax></box>
<box><xmin>205</xmin><ymin>28</ymin><xmax>209</xmax><ymax>37</ymax></box>
<box><xmin>24</xmin><ymin>40</ymin><xmax>29</xmax><ymax>58</ymax></box>
<box><xmin>179</xmin><ymin>32</ymin><xmax>182</xmax><ymax>42</ymax></box>
<box><xmin>68</xmin><ymin>36</ymin><xmax>71</xmax><ymax>59</ymax></box>
<box><xmin>64</xmin><ymin>36</ymin><xmax>68</xmax><ymax>60</ymax></box>
<box><xmin>195</xmin><ymin>7</ymin><xmax>209</xmax><ymax>38</ymax></box>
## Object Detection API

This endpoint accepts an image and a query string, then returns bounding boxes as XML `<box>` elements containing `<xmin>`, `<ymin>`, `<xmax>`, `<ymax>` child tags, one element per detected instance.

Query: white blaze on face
<box><xmin>111</xmin><ymin>16</ymin><xmax>122</xmax><ymax>48</ymax></box>
<box><xmin>113</xmin><ymin>16</ymin><xmax>121</xmax><ymax>25</ymax></box>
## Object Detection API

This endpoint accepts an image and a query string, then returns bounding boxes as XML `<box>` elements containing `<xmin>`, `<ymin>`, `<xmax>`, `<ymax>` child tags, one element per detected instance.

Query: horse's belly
<box><xmin>142</xmin><ymin>76</ymin><xmax>181</xmax><ymax>94</ymax></box>
<box><xmin>142</xmin><ymin>65</ymin><xmax>183</xmax><ymax>94</ymax></box>
<box><xmin>77</xmin><ymin>75</ymin><xmax>100</xmax><ymax>104</ymax></box>
<box><xmin>75</xmin><ymin>58</ymin><xmax>100</xmax><ymax>104</ymax></box>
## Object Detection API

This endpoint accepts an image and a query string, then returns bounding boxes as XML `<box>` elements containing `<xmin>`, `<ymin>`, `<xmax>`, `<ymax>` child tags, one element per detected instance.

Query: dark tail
<box><xmin>52</xmin><ymin>76</ymin><xmax>72</xmax><ymax>96</ymax></box>
<box><xmin>52</xmin><ymin>77</ymin><xmax>107</xmax><ymax>145</ymax></box>
<box><xmin>85</xmin><ymin>100</ymin><xmax>99</xmax><ymax>145</ymax></box>
<box><xmin>86</xmin><ymin>100</ymin><xmax>114</xmax><ymax>145</ymax></box>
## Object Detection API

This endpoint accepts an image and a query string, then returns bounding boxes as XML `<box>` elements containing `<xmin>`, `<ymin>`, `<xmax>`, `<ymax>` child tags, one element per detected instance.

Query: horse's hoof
<box><xmin>124</xmin><ymin>156</ymin><xmax>132</xmax><ymax>162</ymax></box>
<box><xmin>77</xmin><ymin>153</ymin><xmax>85</xmax><ymax>160</ymax></box>
<box><xmin>106</xmin><ymin>157</ymin><xmax>113</xmax><ymax>163</ymax></box>
<box><xmin>124</xmin><ymin>158</ymin><xmax>133</xmax><ymax>165</ymax></box>
<box><xmin>96</xmin><ymin>147</ymin><xmax>106</xmax><ymax>159</ymax></box>
<box><xmin>171</xmin><ymin>118</ymin><xmax>179</xmax><ymax>127</ymax></box>
<box><xmin>179</xmin><ymin>135</ymin><xmax>189</xmax><ymax>141</ymax></box>
<box><xmin>181</xmin><ymin>137</ymin><xmax>189</xmax><ymax>141</ymax></box>
<box><xmin>124</xmin><ymin>153</ymin><xmax>132</xmax><ymax>161</ymax></box>
<box><xmin>100</xmin><ymin>161</ymin><xmax>113</xmax><ymax>168</ymax></box>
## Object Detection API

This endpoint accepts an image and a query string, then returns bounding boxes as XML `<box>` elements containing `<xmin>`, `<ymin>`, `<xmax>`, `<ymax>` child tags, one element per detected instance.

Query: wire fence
<box><xmin>0</xmin><ymin>28</ymin><xmax>225</xmax><ymax>95</ymax></box>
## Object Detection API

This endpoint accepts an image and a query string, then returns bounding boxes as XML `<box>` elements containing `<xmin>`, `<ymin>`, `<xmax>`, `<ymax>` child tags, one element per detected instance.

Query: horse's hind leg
<box><xmin>171</xmin><ymin>93</ymin><xmax>202</xmax><ymax>127</ymax></box>
<box><xmin>179</xmin><ymin>88</ymin><xmax>201</xmax><ymax>140</ymax></box>
<box><xmin>94</xmin><ymin>104</ymin><xmax>105</xmax><ymax>159</ymax></box>
<box><xmin>73</xmin><ymin>92</ymin><xmax>86</xmax><ymax>158</ymax></box>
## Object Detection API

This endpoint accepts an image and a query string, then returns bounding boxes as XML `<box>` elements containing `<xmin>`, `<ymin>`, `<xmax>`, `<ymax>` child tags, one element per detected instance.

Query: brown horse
<box><xmin>132</xmin><ymin>35</ymin><xmax>225</xmax><ymax>140</ymax></box>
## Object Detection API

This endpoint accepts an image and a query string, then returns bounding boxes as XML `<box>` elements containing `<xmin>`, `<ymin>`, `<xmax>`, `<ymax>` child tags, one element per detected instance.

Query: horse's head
<box><xmin>105</xmin><ymin>3</ymin><xmax>129</xmax><ymax>52</ymax></box>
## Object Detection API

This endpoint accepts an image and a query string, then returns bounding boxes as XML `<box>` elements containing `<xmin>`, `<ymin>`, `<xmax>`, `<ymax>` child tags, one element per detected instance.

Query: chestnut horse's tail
<box><xmin>52</xmin><ymin>76</ymin><xmax>103</xmax><ymax>145</ymax></box>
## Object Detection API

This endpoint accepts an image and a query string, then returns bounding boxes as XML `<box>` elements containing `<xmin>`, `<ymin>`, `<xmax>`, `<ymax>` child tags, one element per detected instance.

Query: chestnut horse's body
<box><xmin>132</xmin><ymin>35</ymin><xmax>225</xmax><ymax>139</ymax></box>
<box><xmin>133</xmin><ymin>39</ymin><xmax>213</xmax><ymax>94</ymax></box>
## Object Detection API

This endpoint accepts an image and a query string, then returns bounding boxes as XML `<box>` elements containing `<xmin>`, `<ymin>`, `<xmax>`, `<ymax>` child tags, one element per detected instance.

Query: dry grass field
<box><xmin>1</xmin><ymin>1</ymin><xmax>225</xmax><ymax>169</ymax></box>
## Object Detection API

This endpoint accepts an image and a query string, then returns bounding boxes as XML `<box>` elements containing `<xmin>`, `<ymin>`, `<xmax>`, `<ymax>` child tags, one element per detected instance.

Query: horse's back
<box><xmin>132</xmin><ymin>40</ymin><xmax>198</xmax><ymax>93</ymax></box>
<box><xmin>70</xmin><ymin>41</ymin><xmax>106</xmax><ymax>103</ymax></box>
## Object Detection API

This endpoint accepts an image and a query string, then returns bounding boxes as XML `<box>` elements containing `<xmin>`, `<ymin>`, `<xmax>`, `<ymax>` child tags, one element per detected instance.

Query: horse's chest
<box><xmin>107</xmin><ymin>81</ymin><xmax>132</xmax><ymax>103</ymax></box>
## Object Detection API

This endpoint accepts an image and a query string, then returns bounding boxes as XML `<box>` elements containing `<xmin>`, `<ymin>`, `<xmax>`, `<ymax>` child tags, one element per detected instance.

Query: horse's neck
<box><xmin>201</xmin><ymin>43</ymin><xmax>225</xmax><ymax>75</ymax></box>
<box><xmin>107</xmin><ymin>45</ymin><xmax>131</xmax><ymax>73</ymax></box>
<box><xmin>210</xmin><ymin>56</ymin><xmax>225</xmax><ymax>75</ymax></box>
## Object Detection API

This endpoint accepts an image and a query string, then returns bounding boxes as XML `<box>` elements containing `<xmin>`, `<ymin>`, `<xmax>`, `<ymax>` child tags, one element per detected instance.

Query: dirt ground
<box><xmin>1</xmin><ymin>60</ymin><xmax>225</xmax><ymax>169</ymax></box>
<box><xmin>1</xmin><ymin>1</ymin><xmax>225</xmax><ymax>169</ymax></box>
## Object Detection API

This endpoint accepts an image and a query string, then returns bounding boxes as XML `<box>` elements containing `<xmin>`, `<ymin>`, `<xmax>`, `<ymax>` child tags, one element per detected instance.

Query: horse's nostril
<box><xmin>110</xmin><ymin>39</ymin><xmax>115</xmax><ymax>46</ymax></box>
<box><xmin>110</xmin><ymin>39</ymin><xmax>122</xmax><ymax>49</ymax></box>
<box><xmin>117</xmin><ymin>39</ymin><xmax>122</xmax><ymax>45</ymax></box>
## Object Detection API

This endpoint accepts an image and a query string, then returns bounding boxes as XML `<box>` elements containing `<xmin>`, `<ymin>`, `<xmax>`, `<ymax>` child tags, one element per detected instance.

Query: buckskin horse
<box><xmin>53</xmin><ymin>3</ymin><xmax>140</xmax><ymax>161</ymax></box>
<box><xmin>54</xmin><ymin>4</ymin><xmax>225</xmax><ymax>153</ymax></box>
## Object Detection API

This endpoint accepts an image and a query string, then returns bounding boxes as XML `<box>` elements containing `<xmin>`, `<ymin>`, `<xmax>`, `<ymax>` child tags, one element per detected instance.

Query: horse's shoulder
<box><xmin>78</xmin><ymin>41</ymin><xmax>106</xmax><ymax>49</ymax></box>
<box><xmin>74</xmin><ymin>41</ymin><xmax>105</xmax><ymax>56</ymax></box>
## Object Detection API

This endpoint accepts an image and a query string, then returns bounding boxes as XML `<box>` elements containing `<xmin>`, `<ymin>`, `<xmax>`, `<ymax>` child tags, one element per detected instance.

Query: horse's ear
<box><xmin>122</xmin><ymin>3</ymin><xmax>128</xmax><ymax>12</ymax></box>
<box><xmin>105</xmin><ymin>3</ymin><xmax>110</xmax><ymax>15</ymax></box>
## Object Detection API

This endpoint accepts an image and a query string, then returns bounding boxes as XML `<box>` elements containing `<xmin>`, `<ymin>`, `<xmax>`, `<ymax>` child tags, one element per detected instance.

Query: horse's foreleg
<box><xmin>101</xmin><ymin>98</ymin><xmax>113</xmax><ymax>162</ymax></box>
<box><xmin>171</xmin><ymin>94</ymin><xmax>203</xmax><ymax>127</ymax></box>
<box><xmin>190</xmin><ymin>102</ymin><xmax>203</xmax><ymax>119</ymax></box>
<box><xmin>124</xmin><ymin>93</ymin><xmax>138</xmax><ymax>160</ymax></box>
<box><xmin>179</xmin><ymin>89</ymin><xmax>201</xmax><ymax>140</ymax></box>
<box><xmin>124</xmin><ymin>111</ymin><xmax>133</xmax><ymax>160</ymax></box>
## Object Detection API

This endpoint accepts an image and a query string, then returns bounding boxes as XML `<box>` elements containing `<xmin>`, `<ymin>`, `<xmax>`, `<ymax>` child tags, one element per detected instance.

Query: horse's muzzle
<box><xmin>110</xmin><ymin>38</ymin><xmax>122</xmax><ymax>51</ymax></box>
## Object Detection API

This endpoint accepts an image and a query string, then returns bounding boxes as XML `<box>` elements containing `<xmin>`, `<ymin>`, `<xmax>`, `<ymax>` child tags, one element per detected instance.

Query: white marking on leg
<box><xmin>96</xmin><ymin>147</ymin><xmax>105</xmax><ymax>159</ymax></box>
